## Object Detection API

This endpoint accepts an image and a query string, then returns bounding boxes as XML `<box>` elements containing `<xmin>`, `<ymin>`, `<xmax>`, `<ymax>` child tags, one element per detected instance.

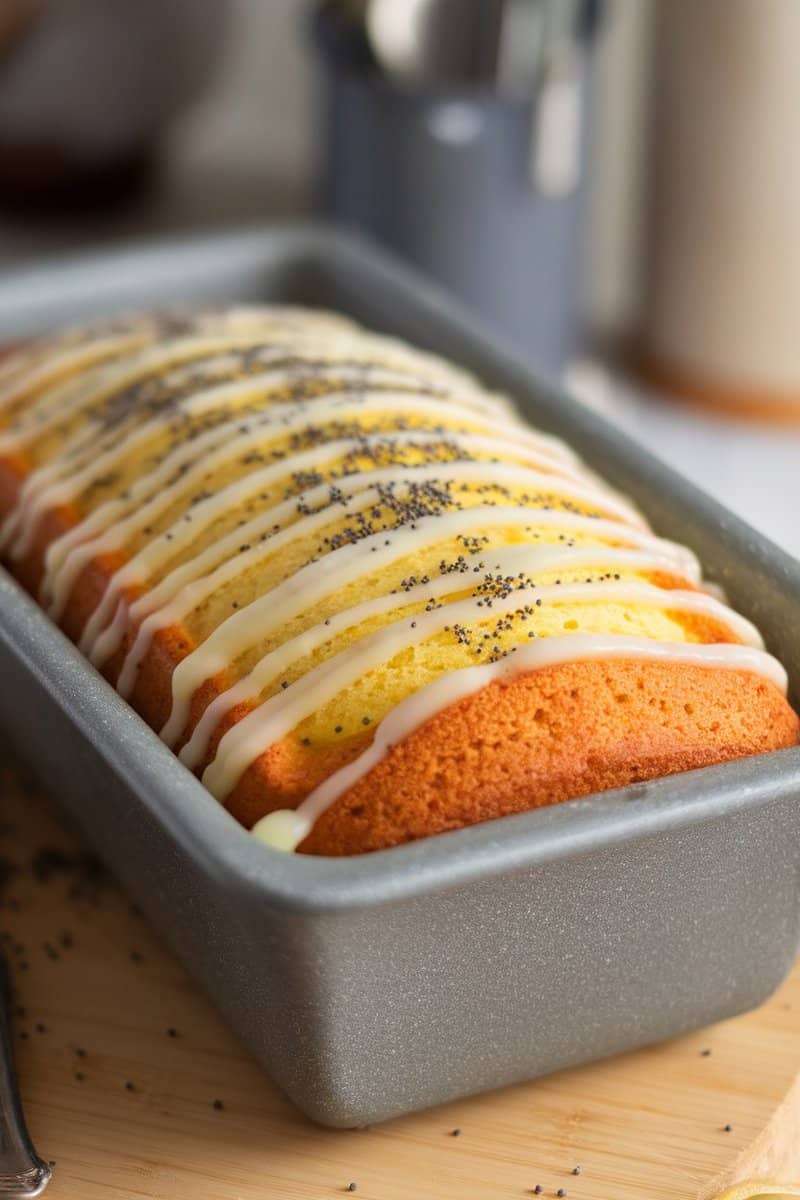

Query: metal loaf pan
<box><xmin>1</xmin><ymin>225</ymin><xmax>799</xmax><ymax>1128</ymax></box>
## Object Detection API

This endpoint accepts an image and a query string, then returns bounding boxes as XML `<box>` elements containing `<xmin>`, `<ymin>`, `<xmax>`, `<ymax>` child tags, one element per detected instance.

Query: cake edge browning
<box><xmin>293</xmin><ymin>657</ymin><xmax>799</xmax><ymax>855</ymax></box>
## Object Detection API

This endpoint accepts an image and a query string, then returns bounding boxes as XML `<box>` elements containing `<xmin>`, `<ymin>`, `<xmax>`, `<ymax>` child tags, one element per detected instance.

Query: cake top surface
<box><xmin>0</xmin><ymin>307</ymin><xmax>786</xmax><ymax>851</ymax></box>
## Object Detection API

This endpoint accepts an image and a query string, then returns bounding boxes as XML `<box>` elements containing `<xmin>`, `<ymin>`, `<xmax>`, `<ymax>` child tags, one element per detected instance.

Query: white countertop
<box><xmin>570</xmin><ymin>361</ymin><xmax>800</xmax><ymax>562</ymax></box>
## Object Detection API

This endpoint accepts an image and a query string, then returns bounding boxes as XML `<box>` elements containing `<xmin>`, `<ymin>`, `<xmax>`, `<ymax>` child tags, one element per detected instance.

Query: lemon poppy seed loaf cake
<box><xmin>0</xmin><ymin>308</ymin><xmax>796</xmax><ymax>855</ymax></box>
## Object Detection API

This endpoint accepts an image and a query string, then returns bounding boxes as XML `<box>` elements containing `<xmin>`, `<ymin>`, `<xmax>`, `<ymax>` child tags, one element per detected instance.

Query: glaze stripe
<box><xmin>2</xmin><ymin>361</ymin><xmax>517</xmax><ymax>558</ymax></box>
<box><xmin>43</xmin><ymin>395</ymin><xmax>589</xmax><ymax>618</ymax></box>
<box><xmin>154</xmin><ymin>501</ymin><xmax>697</xmax><ymax>747</ymax></box>
<box><xmin>189</xmin><ymin>578</ymin><xmax>762</xmax><ymax>787</ymax></box>
<box><xmin>75</xmin><ymin>442</ymin><xmax>627</xmax><ymax>667</ymax></box>
<box><xmin>206</xmin><ymin>585</ymin><xmax>777</xmax><ymax>801</ymax></box>
<box><xmin>251</xmin><ymin>633</ymin><xmax>787</xmax><ymax>851</ymax></box>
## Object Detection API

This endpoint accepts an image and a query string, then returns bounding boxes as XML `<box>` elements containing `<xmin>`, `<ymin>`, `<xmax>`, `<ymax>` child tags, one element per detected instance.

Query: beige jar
<box><xmin>639</xmin><ymin>0</ymin><xmax>800</xmax><ymax>419</ymax></box>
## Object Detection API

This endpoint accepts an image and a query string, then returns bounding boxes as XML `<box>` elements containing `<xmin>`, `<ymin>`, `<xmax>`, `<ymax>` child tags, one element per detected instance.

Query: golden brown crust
<box><xmin>293</xmin><ymin>658</ymin><xmax>799</xmax><ymax>855</ymax></box>
<box><xmin>2</xmin><ymin>424</ymin><xmax>798</xmax><ymax>857</ymax></box>
<box><xmin>0</xmin><ymin>451</ymin><xmax>27</xmax><ymax>531</ymax></box>
<box><xmin>215</xmin><ymin>608</ymin><xmax>775</xmax><ymax>833</ymax></box>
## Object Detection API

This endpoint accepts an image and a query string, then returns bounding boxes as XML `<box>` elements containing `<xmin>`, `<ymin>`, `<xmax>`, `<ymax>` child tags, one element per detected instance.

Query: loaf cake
<box><xmin>0</xmin><ymin>308</ymin><xmax>796</xmax><ymax>855</ymax></box>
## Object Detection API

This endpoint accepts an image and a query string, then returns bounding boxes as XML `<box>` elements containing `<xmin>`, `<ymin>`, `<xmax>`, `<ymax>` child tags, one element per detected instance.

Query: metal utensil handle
<box><xmin>0</xmin><ymin>959</ymin><xmax>51</xmax><ymax>1199</ymax></box>
<box><xmin>530</xmin><ymin>0</ymin><xmax>584</xmax><ymax>195</ymax></box>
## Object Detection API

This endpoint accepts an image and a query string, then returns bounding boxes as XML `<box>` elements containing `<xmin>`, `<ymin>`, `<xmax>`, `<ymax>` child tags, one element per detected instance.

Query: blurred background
<box><xmin>0</xmin><ymin>0</ymin><xmax>797</xmax><ymax>552</ymax></box>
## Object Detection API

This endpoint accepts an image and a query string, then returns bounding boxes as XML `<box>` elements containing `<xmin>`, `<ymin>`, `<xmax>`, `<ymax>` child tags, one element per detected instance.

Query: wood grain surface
<box><xmin>2</xmin><ymin>750</ymin><xmax>800</xmax><ymax>1200</ymax></box>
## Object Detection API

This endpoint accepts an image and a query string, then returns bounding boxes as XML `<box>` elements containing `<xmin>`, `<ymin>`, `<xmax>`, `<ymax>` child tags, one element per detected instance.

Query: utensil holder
<box><xmin>312</xmin><ymin>2</ymin><xmax>600</xmax><ymax>375</ymax></box>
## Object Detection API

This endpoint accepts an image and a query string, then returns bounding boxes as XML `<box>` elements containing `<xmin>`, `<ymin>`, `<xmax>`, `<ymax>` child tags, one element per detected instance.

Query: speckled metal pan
<box><xmin>1</xmin><ymin>226</ymin><xmax>799</xmax><ymax>1128</ymax></box>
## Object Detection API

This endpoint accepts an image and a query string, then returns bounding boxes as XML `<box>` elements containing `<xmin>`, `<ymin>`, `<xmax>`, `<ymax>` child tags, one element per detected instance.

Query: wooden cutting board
<box><xmin>2</xmin><ymin>751</ymin><xmax>800</xmax><ymax>1200</ymax></box>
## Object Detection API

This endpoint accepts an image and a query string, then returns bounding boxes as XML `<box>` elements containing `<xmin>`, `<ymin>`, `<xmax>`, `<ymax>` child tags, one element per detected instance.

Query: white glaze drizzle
<box><xmin>251</xmin><ymin>633</ymin><xmax>788</xmax><ymax>851</ymax></box>
<box><xmin>0</xmin><ymin>334</ymin><xmax>152</xmax><ymax>420</ymax></box>
<box><xmin>3</xmin><ymin>364</ymin><xmax>428</xmax><ymax>557</ymax></box>
<box><xmin>69</xmin><ymin>437</ymin><xmax>605</xmax><ymax>666</ymax></box>
<box><xmin>0</xmin><ymin>305</ymin><xmax>362</xmax><ymax>423</ymax></box>
<box><xmin>0</xmin><ymin>314</ymin><xmax>342</xmax><ymax>447</ymax></box>
<box><xmin>205</xmin><ymin>581</ymin><xmax>776</xmax><ymax>799</ymax></box>
<box><xmin>42</xmin><ymin>388</ymin><xmax>584</xmax><ymax>617</ymax></box>
<box><xmin>37</xmin><ymin>378</ymin><xmax>488</xmax><ymax>592</ymax></box>
<box><xmin>3</xmin><ymin>317</ymin><xmax>489</xmax><ymax>453</ymax></box>
<box><xmin>0</xmin><ymin>332</ymin><xmax>316</xmax><ymax>551</ymax></box>
<box><xmin>3</xmin><ymin>351</ymin><xmax>514</xmax><ymax>560</ymax></box>
<box><xmin>152</xmin><ymin>498</ymin><xmax>693</xmax><ymax>747</ymax></box>
<box><xmin>0</xmin><ymin>307</ymin><xmax>364</xmax><ymax>430</ymax></box>
<box><xmin>184</xmin><ymin>573</ymin><xmax>761</xmax><ymax>782</ymax></box>
<box><xmin>113</xmin><ymin>499</ymin><xmax>691</xmax><ymax>709</ymax></box>
<box><xmin>0</xmin><ymin>308</ymin><xmax>785</xmax><ymax>856</ymax></box>
<box><xmin>179</xmin><ymin>545</ymin><xmax>670</xmax><ymax>771</ymax></box>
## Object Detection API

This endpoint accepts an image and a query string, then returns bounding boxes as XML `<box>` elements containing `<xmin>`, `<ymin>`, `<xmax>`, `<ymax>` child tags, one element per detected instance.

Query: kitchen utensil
<box><xmin>0</xmin><ymin>957</ymin><xmax>51</xmax><ymax>1198</ymax></box>
<box><xmin>366</xmin><ymin>0</ymin><xmax>504</xmax><ymax>85</ymax></box>
<box><xmin>529</xmin><ymin>0</ymin><xmax>584</xmax><ymax>195</ymax></box>
<box><xmin>315</xmin><ymin>2</ymin><xmax>599</xmax><ymax>372</ymax></box>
